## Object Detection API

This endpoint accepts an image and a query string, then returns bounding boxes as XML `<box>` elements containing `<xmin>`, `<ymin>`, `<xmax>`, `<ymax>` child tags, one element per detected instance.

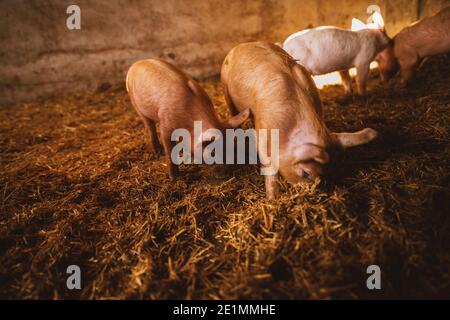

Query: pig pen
<box><xmin>1</xmin><ymin>53</ymin><xmax>449</xmax><ymax>299</ymax></box>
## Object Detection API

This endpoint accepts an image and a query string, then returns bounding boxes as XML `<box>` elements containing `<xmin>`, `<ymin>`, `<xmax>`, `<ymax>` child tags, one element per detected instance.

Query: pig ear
<box><xmin>372</xmin><ymin>12</ymin><xmax>385</xmax><ymax>31</ymax></box>
<box><xmin>223</xmin><ymin>108</ymin><xmax>250</xmax><ymax>129</ymax></box>
<box><xmin>332</xmin><ymin>128</ymin><xmax>378</xmax><ymax>149</ymax></box>
<box><xmin>351</xmin><ymin>18</ymin><xmax>367</xmax><ymax>31</ymax></box>
<box><xmin>295</xmin><ymin>143</ymin><xmax>330</xmax><ymax>165</ymax></box>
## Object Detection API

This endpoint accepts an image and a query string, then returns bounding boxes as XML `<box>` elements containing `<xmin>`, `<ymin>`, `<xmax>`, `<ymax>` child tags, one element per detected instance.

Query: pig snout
<box><xmin>279</xmin><ymin>143</ymin><xmax>330</xmax><ymax>185</ymax></box>
<box><xmin>375</xmin><ymin>43</ymin><xmax>399</xmax><ymax>82</ymax></box>
<box><xmin>281</xmin><ymin>127</ymin><xmax>379</xmax><ymax>186</ymax></box>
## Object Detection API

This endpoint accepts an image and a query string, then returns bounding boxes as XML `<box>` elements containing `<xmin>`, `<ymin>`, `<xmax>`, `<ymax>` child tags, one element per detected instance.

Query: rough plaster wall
<box><xmin>0</xmin><ymin>0</ymin><xmax>448</xmax><ymax>105</ymax></box>
<box><xmin>420</xmin><ymin>0</ymin><xmax>450</xmax><ymax>16</ymax></box>
<box><xmin>0</xmin><ymin>0</ymin><xmax>273</xmax><ymax>104</ymax></box>
<box><xmin>269</xmin><ymin>0</ymin><xmax>449</xmax><ymax>40</ymax></box>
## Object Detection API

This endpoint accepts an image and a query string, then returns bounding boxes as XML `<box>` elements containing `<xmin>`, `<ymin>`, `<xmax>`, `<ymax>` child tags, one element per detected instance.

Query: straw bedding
<box><xmin>0</xmin><ymin>54</ymin><xmax>449</xmax><ymax>299</ymax></box>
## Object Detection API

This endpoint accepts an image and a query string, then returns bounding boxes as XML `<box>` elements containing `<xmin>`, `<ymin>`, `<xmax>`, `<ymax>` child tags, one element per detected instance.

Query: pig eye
<box><xmin>301</xmin><ymin>170</ymin><xmax>311</xmax><ymax>180</ymax></box>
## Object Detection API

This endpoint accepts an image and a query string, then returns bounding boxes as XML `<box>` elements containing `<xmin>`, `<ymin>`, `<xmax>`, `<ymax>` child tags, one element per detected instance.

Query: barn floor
<box><xmin>0</xmin><ymin>55</ymin><xmax>449</xmax><ymax>299</ymax></box>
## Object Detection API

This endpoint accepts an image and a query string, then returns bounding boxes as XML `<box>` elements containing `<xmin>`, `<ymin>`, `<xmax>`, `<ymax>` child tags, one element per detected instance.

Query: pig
<box><xmin>126</xmin><ymin>59</ymin><xmax>249</xmax><ymax>179</ymax></box>
<box><xmin>221</xmin><ymin>42</ymin><xmax>378</xmax><ymax>199</ymax></box>
<box><xmin>283</xmin><ymin>12</ymin><xmax>391</xmax><ymax>96</ymax></box>
<box><xmin>376</xmin><ymin>7</ymin><xmax>450</xmax><ymax>85</ymax></box>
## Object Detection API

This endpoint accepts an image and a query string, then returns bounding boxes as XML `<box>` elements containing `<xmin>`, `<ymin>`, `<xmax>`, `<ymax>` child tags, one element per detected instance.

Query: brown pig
<box><xmin>221</xmin><ymin>42</ymin><xmax>378</xmax><ymax>199</ymax></box>
<box><xmin>126</xmin><ymin>59</ymin><xmax>249</xmax><ymax>179</ymax></box>
<box><xmin>376</xmin><ymin>7</ymin><xmax>450</xmax><ymax>85</ymax></box>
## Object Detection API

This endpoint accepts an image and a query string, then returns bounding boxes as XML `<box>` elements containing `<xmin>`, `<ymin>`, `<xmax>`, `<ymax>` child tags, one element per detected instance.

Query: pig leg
<box><xmin>223</xmin><ymin>86</ymin><xmax>239</xmax><ymax>116</ymax></box>
<box><xmin>140</xmin><ymin>114</ymin><xmax>162</xmax><ymax>154</ymax></box>
<box><xmin>339</xmin><ymin>70</ymin><xmax>353</xmax><ymax>95</ymax></box>
<box><xmin>161</xmin><ymin>131</ymin><xmax>179</xmax><ymax>180</ymax></box>
<box><xmin>355</xmin><ymin>64</ymin><xmax>369</xmax><ymax>96</ymax></box>
<box><xmin>265</xmin><ymin>173</ymin><xmax>279</xmax><ymax>200</ymax></box>
<box><xmin>398</xmin><ymin>56</ymin><xmax>420</xmax><ymax>87</ymax></box>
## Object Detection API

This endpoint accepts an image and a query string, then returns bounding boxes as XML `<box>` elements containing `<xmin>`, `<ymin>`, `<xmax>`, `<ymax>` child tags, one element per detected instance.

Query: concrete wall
<box><xmin>1</xmin><ymin>0</ymin><xmax>448</xmax><ymax>105</ymax></box>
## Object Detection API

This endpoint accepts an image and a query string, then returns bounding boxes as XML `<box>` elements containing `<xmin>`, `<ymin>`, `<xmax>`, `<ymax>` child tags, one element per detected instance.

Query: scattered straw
<box><xmin>0</xmin><ymin>55</ymin><xmax>449</xmax><ymax>299</ymax></box>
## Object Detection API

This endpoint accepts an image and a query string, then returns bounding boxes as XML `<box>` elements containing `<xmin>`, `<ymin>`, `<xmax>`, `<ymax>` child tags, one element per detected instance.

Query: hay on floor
<box><xmin>0</xmin><ymin>55</ymin><xmax>449</xmax><ymax>299</ymax></box>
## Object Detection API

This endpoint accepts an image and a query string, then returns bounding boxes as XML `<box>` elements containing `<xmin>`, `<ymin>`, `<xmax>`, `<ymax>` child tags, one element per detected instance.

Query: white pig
<box><xmin>283</xmin><ymin>12</ymin><xmax>391</xmax><ymax>96</ymax></box>
<box><xmin>221</xmin><ymin>42</ymin><xmax>378</xmax><ymax>199</ymax></box>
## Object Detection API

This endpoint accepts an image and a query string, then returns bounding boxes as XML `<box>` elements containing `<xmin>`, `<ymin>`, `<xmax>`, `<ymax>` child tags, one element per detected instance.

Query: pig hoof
<box><xmin>151</xmin><ymin>146</ymin><xmax>163</xmax><ymax>156</ymax></box>
<box><xmin>168</xmin><ymin>168</ymin><xmax>179</xmax><ymax>181</ymax></box>
<box><xmin>266</xmin><ymin>195</ymin><xmax>277</xmax><ymax>201</ymax></box>
<box><xmin>364</xmin><ymin>128</ymin><xmax>378</xmax><ymax>140</ymax></box>
<box><xmin>266</xmin><ymin>191</ymin><xmax>278</xmax><ymax>201</ymax></box>
<box><xmin>344</xmin><ymin>88</ymin><xmax>353</xmax><ymax>96</ymax></box>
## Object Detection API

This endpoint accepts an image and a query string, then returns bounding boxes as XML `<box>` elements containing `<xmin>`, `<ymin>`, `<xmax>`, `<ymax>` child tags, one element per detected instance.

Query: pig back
<box><xmin>284</xmin><ymin>28</ymin><xmax>362</xmax><ymax>74</ymax></box>
<box><xmin>127</xmin><ymin>59</ymin><xmax>200</xmax><ymax>121</ymax></box>
<box><xmin>222</xmin><ymin>42</ymin><xmax>299</xmax><ymax>119</ymax></box>
<box><xmin>222</xmin><ymin>42</ymin><xmax>323</xmax><ymax>132</ymax></box>
<box><xmin>396</xmin><ymin>7</ymin><xmax>450</xmax><ymax>58</ymax></box>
